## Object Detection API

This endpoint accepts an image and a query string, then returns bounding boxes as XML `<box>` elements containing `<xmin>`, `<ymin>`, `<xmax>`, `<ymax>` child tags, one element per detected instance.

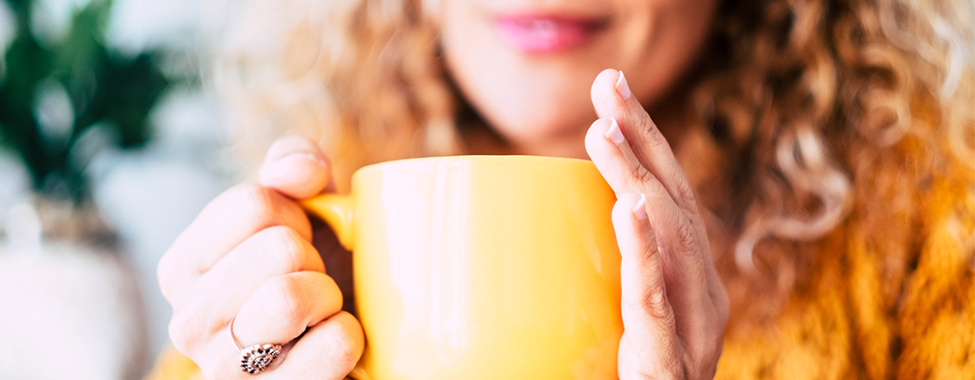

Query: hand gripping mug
<box><xmin>302</xmin><ymin>155</ymin><xmax>623</xmax><ymax>380</ymax></box>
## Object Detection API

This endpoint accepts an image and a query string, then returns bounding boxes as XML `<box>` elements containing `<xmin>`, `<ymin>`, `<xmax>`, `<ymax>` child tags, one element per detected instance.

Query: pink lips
<box><xmin>494</xmin><ymin>15</ymin><xmax>608</xmax><ymax>53</ymax></box>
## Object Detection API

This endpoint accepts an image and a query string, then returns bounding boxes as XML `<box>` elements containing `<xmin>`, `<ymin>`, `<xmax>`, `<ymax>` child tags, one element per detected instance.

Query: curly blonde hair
<box><xmin>211</xmin><ymin>0</ymin><xmax>974</xmax><ymax>321</ymax></box>
<box><xmin>210</xmin><ymin>0</ymin><xmax>457</xmax><ymax>185</ymax></box>
<box><xmin>671</xmin><ymin>0</ymin><xmax>974</xmax><ymax>331</ymax></box>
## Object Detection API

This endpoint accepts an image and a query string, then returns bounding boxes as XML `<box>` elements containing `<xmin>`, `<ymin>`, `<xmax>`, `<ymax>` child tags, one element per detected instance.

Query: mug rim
<box><xmin>353</xmin><ymin>155</ymin><xmax>596</xmax><ymax>176</ymax></box>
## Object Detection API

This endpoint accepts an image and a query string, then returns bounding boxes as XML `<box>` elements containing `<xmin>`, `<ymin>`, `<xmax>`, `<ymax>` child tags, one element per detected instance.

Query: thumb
<box><xmin>258</xmin><ymin>135</ymin><xmax>334</xmax><ymax>199</ymax></box>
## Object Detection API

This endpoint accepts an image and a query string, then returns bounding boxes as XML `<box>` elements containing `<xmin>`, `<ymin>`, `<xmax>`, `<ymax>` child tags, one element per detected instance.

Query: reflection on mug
<box><xmin>304</xmin><ymin>155</ymin><xmax>622</xmax><ymax>380</ymax></box>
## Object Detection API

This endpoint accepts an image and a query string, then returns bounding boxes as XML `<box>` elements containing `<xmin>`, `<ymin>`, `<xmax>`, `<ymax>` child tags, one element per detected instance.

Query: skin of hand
<box><xmin>586</xmin><ymin>69</ymin><xmax>729</xmax><ymax>379</ymax></box>
<box><xmin>157</xmin><ymin>135</ymin><xmax>363</xmax><ymax>379</ymax></box>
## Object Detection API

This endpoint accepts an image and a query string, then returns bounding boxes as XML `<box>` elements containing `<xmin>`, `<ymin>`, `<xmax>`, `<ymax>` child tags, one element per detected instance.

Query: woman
<box><xmin>150</xmin><ymin>0</ymin><xmax>974</xmax><ymax>378</ymax></box>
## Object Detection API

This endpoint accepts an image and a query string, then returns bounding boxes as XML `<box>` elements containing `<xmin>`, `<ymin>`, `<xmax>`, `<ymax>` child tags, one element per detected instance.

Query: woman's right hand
<box><xmin>158</xmin><ymin>135</ymin><xmax>364</xmax><ymax>379</ymax></box>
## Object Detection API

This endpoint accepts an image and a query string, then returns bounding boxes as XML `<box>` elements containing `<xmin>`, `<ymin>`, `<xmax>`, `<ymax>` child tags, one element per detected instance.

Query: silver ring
<box><xmin>230</xmin><ymin>317</ymin><xmax>283</xmax><ymax>374</ymax></box>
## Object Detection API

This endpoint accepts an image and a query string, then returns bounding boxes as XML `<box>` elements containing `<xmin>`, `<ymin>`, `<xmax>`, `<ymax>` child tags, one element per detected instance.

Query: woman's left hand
<box><xmin>585</xmin><ymin>69</ymin><xmax>729</xmax><ymax>379</ymax></box>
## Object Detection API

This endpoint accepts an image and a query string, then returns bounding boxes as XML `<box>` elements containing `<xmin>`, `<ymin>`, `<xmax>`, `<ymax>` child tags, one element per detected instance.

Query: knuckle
<box><xmin>263</xmin><ymin>276</ymin><xmax>306</xmax><ymax>327</ymax></box>
<box><xmin>324</xmin><ymin>318</ymin><xmax>362</xmax><ymax>367</ymax></box>
<box><xmin>624</xmin><ymin>282</ymin><xmax>673</xmax><ymax>322</ymax></box>
<box><xmin>658</xmin><ymin>349</ymin><xmax>688</xmax><ymax>380</ymax></box>
<box><xmin>204</xmin><ymin>306</ymin><xmax>231</xmax><ymax>338</ymax></box>
<box><xmin>643</xmin><ymin>123</ymin><xmax>669</xmax><ymax>149</ymax></box>
<box><xmin>632</xmin><ymin>166</ymin><xmax>656</xmax><ymax>187</ymax></box>
<box><xmin>645</xmin><ymin>289</ymin><xmax>673</xmax><ymax>320</ymax></box>
<box><xmin>264</xmin><ymin>226</ymin><xmax>307</xmax><ymax>273</ymax></box>
<box><xmin>673</xmin><ymin>220</ymin><xmax>700</xmax><ymax>258</ymax></box>
<box><xmin>231</xmin><ymin>183</ymin><xmax>279</xmax><ymax>227</ymax></box>
<box><xmin>673</xmin><ymin>176</ymin><xmax>698</xmax><ymax>210</ymax></box>
<box><xmin>167</xmin><ymin>312</ymin><xmax>201</xmax><ymax>355</ymax></box>
<box><xmin>328</xmin><ymin>335</ymin><xmax>360</xmax><ymax>369</ymax></box>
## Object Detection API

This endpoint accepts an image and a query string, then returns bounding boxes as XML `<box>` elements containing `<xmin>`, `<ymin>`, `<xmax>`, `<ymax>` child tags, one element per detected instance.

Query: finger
<box><xmin>614</xmin><ymin>194</ymin><xmax>670</xmax><ymax>324</ymax></box>
<box><xmin>279</xmin><ymin>311</ymin><xmax>364</xmax><ymax>379</ymax></box>
<box><xmin>187</xmin><ymin>273</ymin><xmax>350</xmax><ymax>380</ymax></box>
<box><xmin>586</xmin><ymin>117</ymin><xmax>705</xmax><ymax>282</ymax></box>
<box><xmin>585</xmin><ymin>117</ymin><xmax>656</xmax><ymax>194</ymax></box>
<box><xmin>590</xmin><ymin>68</ymin><xmax>699</xmax><ymax>217</ymax></box>
<box><xmin>195</xmin><ymin>226</ymin><xmax>326</xmax><ymax>315</ymax></box>
<box><xmin>586</xmin><ymin>118</ymin><xmax>703</xmax><ymax>277</ymax></box>
<box><xmin>591</xmin><ymin>70</ymin><xmax>717</xmax><ymax>292</ymax></box>
<box><xmin>164</xmin><ymin>227</ymin><xmax>327</xmax><ymax>357</ymax></box>
<box><xmin>232</xmin><ymin>271</ymin><xmax>343</xmax><ymax>349</ymax></box>
<box><xmin>613</xmin><ymin>193</ymin><xmax>684</xmax><ymax>379</ymax></box>
<box><xmin>588</xmin><ymin>119</ymin><xmax>712</xmax><ymax>334</ymax></box>
<box><xmin>258</xmin><ymin>135</ymin><xmax>334</xmax><ymax>199</ymax></box>
<box><xmin>158</xmin><ymin>184</ymin><xmax>312</xmax><ymax>303</ymax></box>
<box><xmin>587</xmin><ymin>113</ymin><xmax>721</xmax><ymax>305</ymax></box>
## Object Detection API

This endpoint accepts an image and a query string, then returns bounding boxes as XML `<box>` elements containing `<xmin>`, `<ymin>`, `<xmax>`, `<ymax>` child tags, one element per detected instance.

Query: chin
<box><xmin>493</xmin><ymin>105</ymin><xmax>586</xmax><ymax>144</ymax></box>
<box><xmin>450</xmin><ymin>60</ymin><xmax>598</xmax><ymax>145</ymax></box>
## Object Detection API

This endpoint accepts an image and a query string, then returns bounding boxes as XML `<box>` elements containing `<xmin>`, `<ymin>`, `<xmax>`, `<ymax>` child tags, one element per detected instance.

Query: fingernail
<box><xmin>604</xmin><ymin>118</ymin><xmax>625</xmax><ymax>145</ymax></box>
<box><xmin>632</xmin><ymin>193</ymin><xmax>647</xmax><ymax>220</ymax></box>
<box><xmin>280</xmin><ymin>152</ymin><xmax>326</xmax><ymax>169</ymax></box>
<box><xmin>261</xmin><ymin>153</ymin><xmax>323</xmax><ymax>182</ymax></box>
<box><xmin>615</xmin><ymin>71</ymin><xmax>632</xmax><ymax>100</ymax></box>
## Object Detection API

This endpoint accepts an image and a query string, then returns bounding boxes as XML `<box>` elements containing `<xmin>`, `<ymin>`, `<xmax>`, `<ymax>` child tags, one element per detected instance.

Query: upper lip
<box><xmin>492</xmin><ymin>13</ymin><xmax>612</xmax><ymax>31</ymax></box>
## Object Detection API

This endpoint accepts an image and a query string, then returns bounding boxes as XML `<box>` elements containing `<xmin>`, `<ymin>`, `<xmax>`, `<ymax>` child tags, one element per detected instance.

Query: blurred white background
<box><xmin>0</xmin><ymin>0</ymin><xmax>235</xmax><ymax>377</ymax></box>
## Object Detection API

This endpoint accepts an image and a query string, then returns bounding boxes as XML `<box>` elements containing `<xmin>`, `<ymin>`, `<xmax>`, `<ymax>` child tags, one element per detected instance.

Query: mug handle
<box><xmin>300</xmin><ymin>195</ymin><xmax>373</xmax><ymax>380</ymax></box>
<box><xmin>301</xmin><ymin>194</ymin><xmax>355</xmax><ymax>251</ymax></box>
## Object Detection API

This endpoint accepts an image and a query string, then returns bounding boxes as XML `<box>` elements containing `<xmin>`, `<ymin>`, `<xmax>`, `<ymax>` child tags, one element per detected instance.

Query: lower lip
<box><xmin>493</xmin><ymin>15</ymin><xmax>606</xmax><ymax>54</ymax></box>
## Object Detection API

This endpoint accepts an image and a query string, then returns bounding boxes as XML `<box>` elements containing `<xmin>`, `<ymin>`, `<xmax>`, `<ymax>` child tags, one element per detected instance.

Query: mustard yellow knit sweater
<box><xmin>146</xmin><ymin>153</ymin><xmax>974</xmax><ymax>380</ymax></box>
<box><xmin>714</xmin><ymin>153</ymin><xmax>975</xmax><ymax>379</ymax></box>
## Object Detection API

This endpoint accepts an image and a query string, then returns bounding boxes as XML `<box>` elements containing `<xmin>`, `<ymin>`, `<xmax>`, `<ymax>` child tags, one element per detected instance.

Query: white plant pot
<box><xmin>0</xmin><ymin>201</ymin><xmax>148</xmax><ymax>380</ymax></box>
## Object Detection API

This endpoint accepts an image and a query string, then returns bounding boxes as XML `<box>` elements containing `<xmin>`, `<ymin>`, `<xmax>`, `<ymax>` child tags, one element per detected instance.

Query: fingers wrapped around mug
<box><xmin>166</xmin><ymin>224</ymin><xmax>325</xmax><ymax>362</ymax></box>
<box><xmin>194</xmin><ymin>226</ymin><xmax>326</xmax><ymax>320</ymax></box>
<box><xmin>158</xmin><ymin>184</ymin><xmax>314</xmax><ymax>305</ymax></box>
<box><xmin>586</xmin><ymin>69</ymin><xmax>728</xmax><ymax>379</ymax></box>
<box><xmin>166</xmin><ymin>226</ymin><xmax>361</xmax><ymax>379</ymax></box>
<box><xmin>160</xmin><ymin>134</ymin><xmax>331</xmax><ymax>297</ymax></box>
<box><xmin>157</xmin><ymin>134</ymin><xmax>358</xmax><ymax>378</ymax></box>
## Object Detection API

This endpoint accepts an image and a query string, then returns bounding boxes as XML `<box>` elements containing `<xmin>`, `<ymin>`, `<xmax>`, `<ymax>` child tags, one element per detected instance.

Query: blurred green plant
<box><xmin>0</xmin><ymin>0</ymin><xmax>169</xmax><ymax>202</ymax></box>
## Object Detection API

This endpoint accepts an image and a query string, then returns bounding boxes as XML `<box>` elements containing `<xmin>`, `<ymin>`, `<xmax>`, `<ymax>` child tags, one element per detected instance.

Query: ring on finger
<box><xmin>230</xmin><ymin>317</ymin><xmax>284</xmax><ymax>374</ymax></box>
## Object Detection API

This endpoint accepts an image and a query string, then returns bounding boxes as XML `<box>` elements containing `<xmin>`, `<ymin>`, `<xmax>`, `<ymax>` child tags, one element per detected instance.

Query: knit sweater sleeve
<box><xmin>715</xmin><ymin>160</ymin><xmax>974</xmax><ymax>380</ymax></box>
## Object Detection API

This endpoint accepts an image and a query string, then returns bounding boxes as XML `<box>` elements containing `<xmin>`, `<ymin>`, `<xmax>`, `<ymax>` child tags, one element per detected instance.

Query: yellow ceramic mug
<box><xmin>302</xmin><ymin>155</ymin><xmax>622</xmax><ymax>380</ymax></box>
